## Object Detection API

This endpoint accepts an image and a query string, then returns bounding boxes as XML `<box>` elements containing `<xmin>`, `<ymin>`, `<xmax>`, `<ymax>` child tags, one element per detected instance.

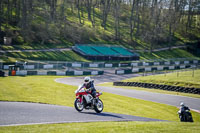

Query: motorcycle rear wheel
<box><xmin>74</xmin><ymin>99</ymin><xmax>84</xmax><ymax>112</ymax></box>
<box><xmin>94</xmin><ymin>99</ymin><xmax>103</xmax><ymax>113</ymax></box>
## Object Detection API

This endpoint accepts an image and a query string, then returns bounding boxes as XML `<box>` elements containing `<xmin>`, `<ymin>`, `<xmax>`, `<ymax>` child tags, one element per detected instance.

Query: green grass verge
<box><xmin>0</xmin><ymin>76</ymin><xmax>75</xmax><ymax>106</ymax></box>
<box><xmin>98</xmin><ymin>82</ymin><xmax>200</xmax><ymax>99</ymax></box>
<box><xmin>99</xmin><ymin>69</ymin><xmax>200</xmax><ymax>98</ymax></box>
<box><xmin>3</xmin><ymin>51</ymin><xmax>89</xmax><ymax>62</ymax></box>
<box><xmin>0</xmin><ymin>76</ymin><xmax>200</xmax><ymax>122</ymax></box>
<box><xmin>0</xmin><ymin>122</ymin><xmax>200</xmax><ymax>133</ymax></box>
<box><xmin>1</xmin><ymin>43</ymin><xmax>72</xmax><ymax>50</ymax></box>
<box><xmin>123</xmin><ymin>69</ymin><xmax>200</xmax><ymax>88</ymax></box>
<box><xmin>138</xmin><ymin>48</ymin><xmax>199</xmax><ymax>60</ymax></box>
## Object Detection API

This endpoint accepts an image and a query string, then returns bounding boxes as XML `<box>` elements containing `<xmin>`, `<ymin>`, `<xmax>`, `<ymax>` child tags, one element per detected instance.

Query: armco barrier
<box><xmin>15</xmin><ymin>70</ymin><xmax>104</xmax><ymax>76</ymax></box>
<box><xmin>113</xmin><ymin>82</ymin><xmax>200</xmax><ymax>94</ymax></box>
<box><xmin>0</xmin><ymin>70</ymin><xmax>5</xmax><ymax>77</ymax></box>
<box><xmin>27</xmin><ymin>71</ymin><xmax>37</xmax><ymax>75</ymax></box>
<box><xmin>47</xmin><ymin>71</ymin><xmax>57</xmax><ymax>75</ymax></box>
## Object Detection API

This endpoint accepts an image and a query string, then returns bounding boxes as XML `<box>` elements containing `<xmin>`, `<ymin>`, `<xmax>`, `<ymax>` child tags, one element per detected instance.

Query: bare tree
<box><xmin>1</xmin><ymin>0</ymin><xmax>199</xmax><ymax>47</ymax></box>
<box><xmin>85</xmin><ymin>0</ymin><xmax>98</xmax><ymax>27</ymax></box>
<box><xmin>50</xmin><ymin>0</ymin><xmax>57</xmax><ymax>22</ymax></box>
<box><xmin>0</xmin><ymin>0</ymin><xmax>2</xmax><ymax>34</ymax></box>
<box><xmin>129</xmin><ymin>0</ymin><xmax>135</xmax><ymax>44</ymax></box>
<box><xmin>101</xmin><ymin>0</ymin><xmax>112</xmax><ymax>30</ymax></box>
<box><xmin>114</xmin><ymin>0</ymin><xmax>121</xmax><ymax>40</ymax></box>
<box><xmin>76</xmin><ymin>0</ymin><xmax>84</xmax><ymax>24</ymax></box>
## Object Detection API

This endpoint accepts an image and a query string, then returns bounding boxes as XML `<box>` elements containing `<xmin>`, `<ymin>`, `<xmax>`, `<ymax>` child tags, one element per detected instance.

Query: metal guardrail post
<box><xmin>0</xmin><ymin>62</ymin><xmax>2</xmax><ymax>70</ymax></box>
<box><xmin>192</xmin><ymin>68</ymin><xmax>195</xmax><ymax>77</ymax></box>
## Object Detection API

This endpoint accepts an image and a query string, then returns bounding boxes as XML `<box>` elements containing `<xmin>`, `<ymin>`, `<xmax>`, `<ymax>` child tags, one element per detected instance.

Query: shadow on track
<box><xmin>80</xmin><ymin>112</ymin><xmax>124</xmax><ymax>119</ymax></box>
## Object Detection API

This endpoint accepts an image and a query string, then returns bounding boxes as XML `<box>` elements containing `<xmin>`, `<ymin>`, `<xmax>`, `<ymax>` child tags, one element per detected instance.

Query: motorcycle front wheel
<box><xmin>74</xmin><ymin>99</ymin><xmax>84</xmax><ymax>112</ymax></box>
<box><xmin>94</xmin><ymin>99</ymin><xmax>103</xmax><ymax>113</ymax></box>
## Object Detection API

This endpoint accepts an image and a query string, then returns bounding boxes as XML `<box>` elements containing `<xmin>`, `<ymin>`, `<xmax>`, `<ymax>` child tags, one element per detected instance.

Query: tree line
<box><xmin>0</xmin><ymin>0</ymin><xmax>199</xmax><ymax>51</ymax></box>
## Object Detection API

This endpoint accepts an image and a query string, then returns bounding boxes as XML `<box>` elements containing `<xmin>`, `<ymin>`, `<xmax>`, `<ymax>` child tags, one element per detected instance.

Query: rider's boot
<box><xmin>92</xmin><ymin>97</ymin><xmax>96</xmax><ymax>107</ymax></box>
<box><xmin>92</xmin><ymin>98</ymin><xmax>95</xmax><ymax>106</ymax></box>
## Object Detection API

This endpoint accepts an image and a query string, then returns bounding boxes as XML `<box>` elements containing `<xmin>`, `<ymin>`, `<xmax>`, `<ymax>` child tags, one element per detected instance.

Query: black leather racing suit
<box><xmin>81</xmin><ymin>80</ymin><xmax>96</xmax><ymax>98</ymax></box>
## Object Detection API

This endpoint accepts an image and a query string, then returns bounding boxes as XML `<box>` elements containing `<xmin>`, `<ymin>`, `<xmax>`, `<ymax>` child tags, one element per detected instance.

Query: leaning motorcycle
<box><xmin>178</xmin><ymin>109</ymin><xmax>193</xmax><ymax>122</ymax></box>
<box><xmin>74</xmin><ymin>85</ymin><xmax>103</xmax><ymax>113</ymax></box>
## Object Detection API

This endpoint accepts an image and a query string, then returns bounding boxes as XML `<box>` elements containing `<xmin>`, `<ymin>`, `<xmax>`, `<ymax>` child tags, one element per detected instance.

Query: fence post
<box><xmin>0</xmin><ymin>62</ymin><xmax>2</xmax><ymax>70</ymax></box>
<box><xmin>37</xmin><ymin>61</ymin><xmax>39</xmax><ymax>70</ymax></box>
<box><xmin>192</xmin><ymin>68</ymin><xmax>194</xmax><ymax>77</ymax></box>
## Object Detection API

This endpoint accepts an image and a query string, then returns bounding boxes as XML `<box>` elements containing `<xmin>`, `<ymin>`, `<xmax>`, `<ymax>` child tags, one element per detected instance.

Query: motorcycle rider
<box><xmin>178</xmin><ymin>102</ymin><xmax>193</xmax><ymax>122</ymax></box>
<box><xmin>80</xmin><ymin>76</ymin><xmax>96</xmax><ymax>104</ymax></box>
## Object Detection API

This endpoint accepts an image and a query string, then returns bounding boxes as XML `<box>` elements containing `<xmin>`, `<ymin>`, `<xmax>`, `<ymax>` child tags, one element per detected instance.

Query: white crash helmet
<box><xmin>180</xmin><ymin>102</ymin><xmax>185</xmax><ymax>106</ymax></box>
<box><xmin>84</xmin><ymin>76</ymin><xmax>91</xmax><ymax>84</ymax></box>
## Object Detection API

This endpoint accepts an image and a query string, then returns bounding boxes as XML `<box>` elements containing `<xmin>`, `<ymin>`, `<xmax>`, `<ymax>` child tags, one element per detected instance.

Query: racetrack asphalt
<box><xmin>0</xmin><ymin>101</ymin><xmax>165</xmax><ymax>126</ymax></box>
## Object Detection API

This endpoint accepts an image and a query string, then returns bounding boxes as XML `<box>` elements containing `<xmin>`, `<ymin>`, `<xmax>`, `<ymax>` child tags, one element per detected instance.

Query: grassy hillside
<box><xmin>0</xmin><ymin>1</ymin><xmax>199</xmax><ymax>51</ymax></box>
<box><xmin>138</xmin><ymin>48</ymin><xmax>199</xmax><ymax>60</ymax></box>
<box><xmin>1</xmin><ymin>1</ymin><xmax>199</xmax><ymax>64</ymax></box>
<box><xmin>4</xmin><ymin>51</ymin><xmax>89</xmax><ymax>62</ymax></box>
<box><xmin>1</xmin><ymin>43</ymin><xmax>71</xmax><ymax>50</ymax></box>
<box><xmin>1</xmin><ymin>48</ymin><xmax>199</xmax><ymax>62</ymax></box>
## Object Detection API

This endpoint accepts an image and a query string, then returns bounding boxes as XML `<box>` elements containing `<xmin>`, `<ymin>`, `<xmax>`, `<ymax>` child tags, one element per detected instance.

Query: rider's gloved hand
<box><xmin>85</xmin><ymin>89</ymin><xmax>90</xmax><ymax>93</ymax></box>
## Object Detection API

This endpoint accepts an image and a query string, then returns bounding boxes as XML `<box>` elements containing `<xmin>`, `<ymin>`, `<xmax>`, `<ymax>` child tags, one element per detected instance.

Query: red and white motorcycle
<box><xmin>74</xmin><ymin>85</ymin><xmax>103</xmax><ymax>113</ymax></box>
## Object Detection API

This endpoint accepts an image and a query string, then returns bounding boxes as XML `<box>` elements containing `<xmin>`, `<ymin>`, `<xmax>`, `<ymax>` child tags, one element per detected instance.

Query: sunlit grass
<box><xmin>1</xmin><ymin>43</ymin><xmax>72</xmax><ymax>50</ymax></box>
<box><xmin>123</xmin><ymin>69</ymin><xmax>200</xmax><ymax>88</ymax></box>
<box><xmin>0</xmin><ymin>76</ymin><xmax>76</xmax><ymax>106</ymax></box>
<box><xmin>99</xmin><ymin>69</ymin><xmax>200</xmax><ymax>98</ymax></box>
<box><xmin>2</xmin><ymin>47</ymin><xmax>199</xmax><ymax>63</ymax></box>
<box><xmin>99</xmin><ymin>82</ymin><xmax>200</xmax><ymax>99</ymax></box>
<box><xmin>5</xmin><ymin>51</ymin><xmax>89</xmax><ymax>62</ymax></box>
<box><xmin>138</xmin><ymin>48</ymin><xmax>198</xmax><ymax>60</ymax></box>
<box><xmin>0</xmin><ymin>122</ymin><xmax>200</xmax><ymax>133</ymax></box>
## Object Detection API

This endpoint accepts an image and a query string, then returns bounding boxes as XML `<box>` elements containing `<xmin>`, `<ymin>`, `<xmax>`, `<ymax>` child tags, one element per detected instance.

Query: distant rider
<box><xmin>180</xmin><ymin>102</ymin><xmax>190</xmax><ymax>112</ymax></box>
<box><xmin>178</xmin><ymin>102</ymin><xmax>193</xmax><ymax>122</ymax></box>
